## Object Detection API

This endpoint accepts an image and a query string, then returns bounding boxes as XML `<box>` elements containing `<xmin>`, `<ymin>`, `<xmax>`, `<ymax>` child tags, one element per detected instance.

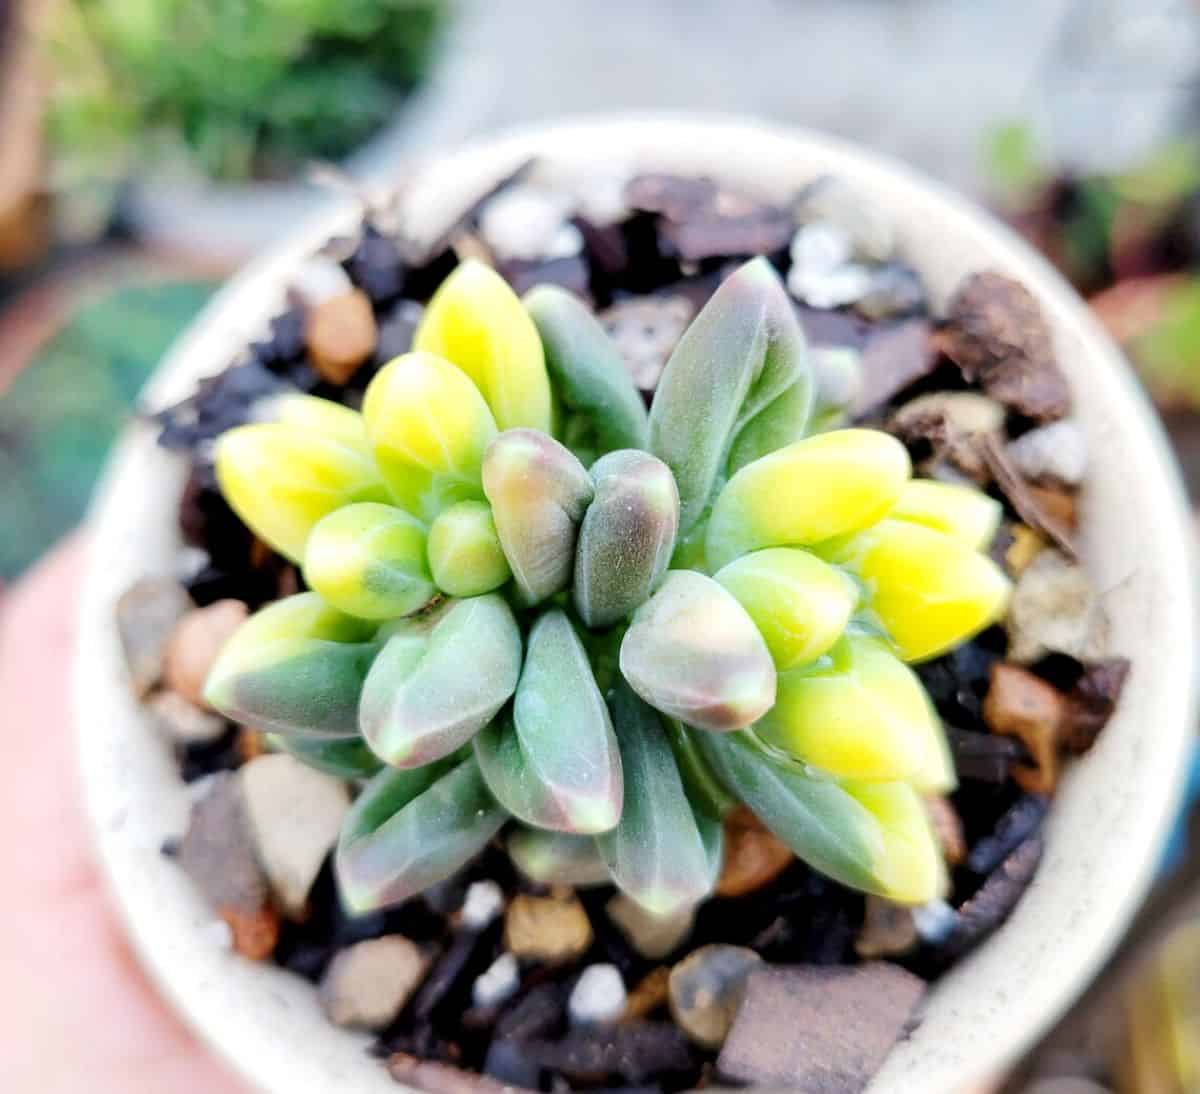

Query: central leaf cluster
<box><xmin>204</xmin><ymin>257</ymin><xmax>1010</xmax><ymax>917</ymax></box>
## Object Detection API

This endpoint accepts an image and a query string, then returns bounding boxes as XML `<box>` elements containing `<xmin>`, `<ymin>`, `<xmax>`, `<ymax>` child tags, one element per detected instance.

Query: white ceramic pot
<box><xmin>76</xmin><ymin>116</ymin><xmax>1198</xmax><ymax>1094</ymax></box>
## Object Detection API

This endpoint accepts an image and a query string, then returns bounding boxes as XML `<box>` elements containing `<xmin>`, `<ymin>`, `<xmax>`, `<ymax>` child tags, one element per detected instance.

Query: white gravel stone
<box><xmin>1006</xmin><ymin>420</ymin><xmax>1088</xmax><ymax>487</ymax></box>
<box><xmin>290</xmin><ymin>256</ymin><xmax>353</xmax><ymax>305</ymax></box>
<box><xmin>788</xmin><ymin>220</ymin><xmax>853</xmax><ymax>276</ymax></box>
<box><xmin>472</xmin><ymin>952</ymin><xmax>521</xmax><ymax>1009</ymax></box>
<box><xmin>239</xmin><ymin>754</ymin><xmax>350</xmax><ymax>918</ymax></box>
<box><xmin>479</xmin><ymin>185</ymin><xmax>579</xmax><ymax>261</ymax></box>
<box><xmin>789</xmin><ymin>262</ymin><xmax>876</xmax><ymax>309</ymax></box>
<box><xmin>1007</xmin><ymin>549</ymin><xmax>1106</xmax><ymax>664</ymax></box>
<box><xmin>568</xmin><ymin>964</ymin><xmax>627</xmax><ymax>1027</ymax></box>
<box><xmin>913</xmin><ymin>900</ymin><xmax>959</xmax><ymax>944</ymax></box>
<box><xmin>461</xmin><ymin>880</ymin><xmax>505</xmax><ymax>931</ymax></box>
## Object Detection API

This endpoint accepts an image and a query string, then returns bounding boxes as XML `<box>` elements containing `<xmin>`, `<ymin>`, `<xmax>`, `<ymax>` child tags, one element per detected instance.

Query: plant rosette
<box><xmin>78</xmin><ymin>119</ymin><xmax>1196</xmax><ymax>1094</ymax></box>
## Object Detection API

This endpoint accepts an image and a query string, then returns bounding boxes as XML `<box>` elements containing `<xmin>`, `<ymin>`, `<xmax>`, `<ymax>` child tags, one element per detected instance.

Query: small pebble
<box><xmin>479</xmin><ymin>185</ymin><xmax>580</xmax><ymax>261</ymax></box>
<box><xmin>715</xmin><ymin>807</ymin><xmax>795</xmax><ymax>898</ymax></box>
<box><xmin>624</xmin><ymin>966</ymin><xmax>671</xmax><ymax>1021</ymax></box>
<box><xmin>472</xmin><ymin>953</ymin><xmax>521</xmax><ymax>1009</ymax></box>
<box><xmin>290</xmin><ymin>256</ymin><xmax>353</xmax><ymax>304</ymax></box>
<box><xmin>1007</xmin><ymin>549</ymin><xmax>1104</xmax><ymax>665</ymax></box>
<box><xmin>606</xmin><ymin>893</ymin><xmax>694</xmax><ymax>960</ymax></box>
<box><xmin>146</xmin><ymin>690</ymin><xmax>228</xmax><ymax>746</ymax></box>
<box><xmin>601</xmin><ymin>295</ymin><xmax>694</xmax><ymax>391</ymax></box>
<box><xmin>568</xmin><ymin>964</ymin><xmax>627</xmax><ymax>1027</ymax></box>
<box><xmin>306</xmin><ymin>288</ymin><xmax>378</xmax><ymax>385</ymax></box>
<box><xmin>1006</xmin><ymin>420</ymin><xmax>1088</xmax><ymax>487</ymax></box>
<box><xmin>162</xmin><ymin>599</ymin><xmax>249</xmax><ymax>707</ymax></box>
<box><xmin>320</xmin><ymin>936</ymin><xmax>430</xmax><ymax>1031</ymax></box>
<box><xmin>984</xmin><ymin>662</ymin><xmax>1067</xmax><ymax>795</ymax></box>
<box><xmin>855</xmin><ymin>897</ymin><xmax>918</xmax><ymax>959</ymax></box>
<box><xmin>854</xmin><ymin>263</ymin><xmax>926</xmax><ymax>320</ymax></box>
<box><xmin>667</xmin><ymin>944</ymin><xmax>764</xmax><ymax>1049</ymax></box>
<box><xmin>116</xmin><ymin>577</ymin><xmax>193</xmax><ymax>697</ymax></box>
<box><xmin>789</xmin><ymin>220</ymin><xmax>853</xmax><ymax>275</ymax></box>
<box><xmin>504</xmin><ymin>893</ymin><xmax>594</xmax><ymax>965</ymax></box>
<box><xmin>795</xmin><ymin>177</ymin><xmax>895</xmax><ymax>261</ymax></box>
<box><xmin>790</xmin><ymin>262</ymin><xmax>876</xmax><ymax>309</ymax></box>
<box><xmin>913</xmin><ymin>899</ymin><xmax>959</xmax><ymax>944</ymax></box>
<box><xmin>461</xmin><ymin>880</ymin><xmax>505</xmax><ymax>932</ymax></box>
<box><xmin>923</xmin><ymin>794</ymin><xmax>967</xmax><ymax>866</ymax></box>
<box><xmin>239</xmin><ymin>753</ymin><xmax>350</xmax><ymax>918</ymax></box>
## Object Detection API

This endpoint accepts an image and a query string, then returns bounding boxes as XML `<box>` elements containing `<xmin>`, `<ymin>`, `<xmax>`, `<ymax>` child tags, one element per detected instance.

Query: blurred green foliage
<box><xmin>43</xmin><ymin>0</ymin><xmax>450</xmax><ymax>186</ymax></box>
<box><xmin>0</xmin><ymin>279</ymin><xmax>215</xmax><ymax>580</ymax></box>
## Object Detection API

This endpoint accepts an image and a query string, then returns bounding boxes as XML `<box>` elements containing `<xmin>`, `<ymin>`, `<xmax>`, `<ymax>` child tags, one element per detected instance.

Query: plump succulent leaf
<box><xmin>259</xmin><ymin>393</ymin><xmax>372</xmax><ymax>454</ymax></box>
<box><xmin>336</xmin><ymin>754</ymin><xmax>508</xmax><ymax>914</ymax></box>
<box><xmin>714</xmin><ymin>547</ymin><xmax>857</xmax><ymax>670</ymax></box>
<box><xmin>754</xmin><ymin>634</ymin><xmax>954</xmax><ymax>789</ymax></box>
<box><xmin>888</xmin><ymin>479</ymin><xmax>1003</xmax><ymax>549</ymax></box>
<box><xmin>573</xmin><ymin>450</ymin><xmax>680</xmax><ymax>628</ymax></box>
<box><xmin>362</xmin><ymin>351</ymin><xmax>497</xmax><ymax>522</ymax></box>
<box><xmin>359</xmin><ymin>595</ymin><xmax>522</xmax><ymax>767</ymax></box>
<box><xmin>427</xmin><ymin>499</ymin><xmax>511</xmax><ymax>597</ymax></box>
<box><xmin>214</xmin><ymin>424</ymin><xmax>389</xmax><ymax>563</ymax></box>
<box><xmin>821</xmin><ymin>519</ymin><xmax>1011</xmax><ymax>662</ymax></box>
<box><xmin>474</xmin><ymin>610</ymin><xmax>622</xmax><ymax>833</ymax></box>
<box><xmin>266</xmin><ymin>733</ymin><xmax>384</xmax><ymax>780</ymax></box>
<box><xmin>649</xmin><ymin>257</ymin><xmax>810</xmax><ymax>532</ymax></box>
<box><xmin>507</xmin><ymin>827</ymin><xmax>613</xmax><ymax>887</ymax></box>
<box><xmin>596</xmin><ymin>681</ymin><xmax>722</xmax><ymax>916</ymax></box>
<box><xmin>524</xmin><ymin>284</ymin><xmax>651</xmax><ymax>455</ymax></box>
<box><xmin>619</xmin><ymin>570</ymin><xmax>776</xmax><ymax>732</ymax></box>
<box><xmin>727</xmin><ymin>374</ymin><xmax>815</xmax><ymax>474</ymax></box>
<box><xmin>482</xmin><ymin>428</ymin><xmax>594</xmax><ymax>604</ymax></box>
<box><xmin>706</xmin><ymin>429</ymin><xmax>911</xmax><ymax>571</ymax></box>
<box><xmin>414</xmin><ymin>259</ymin><xmax>552</xmax><ymax>433</ymax></box>
<box><xmin>303</xmin><ymin>502</ymin><xmax>435</xmax><ymax>620</ymax></box>
<box><xmin>204</xmin><ymin>593</ymin><xmax>379</xmax><ymax>739</ymax></box>
<box><xmin>696</xmin><ymin>731</ymin><xmax>945</xmax><ymax>905</ymax></box>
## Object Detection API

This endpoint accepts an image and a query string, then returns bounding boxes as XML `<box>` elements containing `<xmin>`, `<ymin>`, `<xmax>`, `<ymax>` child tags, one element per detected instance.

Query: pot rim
<box><xmin>75</xmin><ymin>113</ymin><xmax>1199</xmax><ymax>1094</ymax></box>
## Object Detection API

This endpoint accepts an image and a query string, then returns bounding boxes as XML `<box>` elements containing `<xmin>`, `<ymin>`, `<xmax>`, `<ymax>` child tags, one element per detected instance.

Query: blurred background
<box><xmin>2</xmin><ymin>0</ymin><xmax>1200</xmax><ymax>1088</ymax></box>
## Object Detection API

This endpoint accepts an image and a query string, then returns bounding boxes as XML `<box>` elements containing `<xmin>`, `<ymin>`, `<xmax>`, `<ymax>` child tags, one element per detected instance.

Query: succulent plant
<box><xmin>206</xmin><ymin>256</ymin><xmax>1011</xmax><ymax>919</ymax></box>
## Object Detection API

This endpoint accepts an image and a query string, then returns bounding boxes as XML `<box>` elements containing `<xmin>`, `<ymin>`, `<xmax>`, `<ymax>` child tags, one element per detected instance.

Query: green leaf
<box><xmin>359</xmin><ymin>595</ymin><xmax>522</xmax><ymax>767</ymax></box>
<box><xmin>204</xmin><ymin>593</ymin><xmax>379</xmax><ymax>739</ymax></box>
<box><xmin>474</xmin><ymin>610</ymin><xmax>622</xmax><ymax>833</ymax></box>
<box><xmin>648</xmin><ymin>257</ymin><xmax>810</xmax><ymax>532</ymax></box>
<box><xmin>427</xmin><ymin>500</ymin><xmax>511</xmax><ymax>597</ymax></box>
<box><xmin>266</xmin><ymin>733</ymin><xmax>384</xmax><ymax>780</ymax></box>
<box><xmin>619</xmin><ymin>570</ymin><xmax>776</xmax><ymax>732</ymax></box>
<box><xmin>507</xmin><ymin>827</ymin><xmax>612</xmax><ymax>887</ymax></box>
<box><xmin>573</xmin><ymin>450</ymin><xmax>679</xmax><ymax>629</ymax></box>
<box><xmin>482</xmin><ymin>428</ymin><xmax>594</xmax><ymax>604</ymax></box>
<box><xmin>595</xmin><ymin>681</ymin><xmax>720</xmax><ymax>917</ymax></box>
<box><xmin>524</xmin><ymin>284</ymin><xmax>650</xmax><ymax>455</ymax></box>
<box><xmin>336</xmin><ymin>754</ymin><xmax>508</xmax><ymax>914</ymax></box>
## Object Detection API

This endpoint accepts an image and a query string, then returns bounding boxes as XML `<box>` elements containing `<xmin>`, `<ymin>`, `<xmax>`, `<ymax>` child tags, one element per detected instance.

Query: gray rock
<box><xmin>1007</xmin><ymin>549</ymin><xmax>1106</xmax><ymax>664</ymax></box>
<box><xmin>795</xmin><ymin>177</ymin><xmax>895</xmax><ymax>261</ymax></box>
<box><xmin>790</xmin><ymin>262</ymin><xmax>875</xmax><ymax>309</ymax></box>
<box><xmin>668</xmin><ymin>944</ymin><xmax>764</xmax><ymax>1049</ymax></box>
<box><xmin>568</xmin><ymin>964</ymin><xmax>627</xmax><ymax>1027</ymax></box>
<box><xmin>176</xmin><ymin>772</ymin><xmax>278</xmax><ymax>959</ymax></box>
<box><xmin>717</xmin><ymin>963</ymin><xmax>927</xmax><ymax>1090</ymax></box>
<box><xmin>116</xmin><ymin>577</ymin><xmax>192</xmax><ymax>697</ymax></box>
<box><xmin>472</xmin><ymin>952</ymin><xmax>521</xmax><ymax>1009</ymax></box>
<box><xmin>320</xmin><ymin>936</ymin><xmax>430</xmax><ymax>1031</ymax></box>
<box><xmin>145</xmin><ymin>689</ymin><xmax>228</xmax><ymax>745</ymax></box>
<box><xmin>461</xmin><ymin>879</ymin><xmax>506</xmax><ymax>931</ymax></box>
<box><xmin>601</xmin><ymin>295</ymin><xmax>695</xmax><ymax>392</ymax></box>
<box><xmin>606</xmin><ymin>893</ymin><xmax>694</xmax><ymax>960</ymax></box>
<box><xmin>239</xmin><ymin>754</ymin><xmax>350</xmax><ymax>918</ymax></box>
<box><xmin>1006</xmin><ymin>419</ymin><xmax>1088</xmax><ymax>487</ymax></box>
<box><xmin>854</xmin><ymin>263</ymin><xmax>926</xmax><ymax>320</ymax></box>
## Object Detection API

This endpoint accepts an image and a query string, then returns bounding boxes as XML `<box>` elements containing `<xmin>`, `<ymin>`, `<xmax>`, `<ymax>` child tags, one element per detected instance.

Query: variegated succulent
<box><xmin>204</xmin><ymin>256</ymin><xmax>1011</xmax><ymax>920</ymax></box>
